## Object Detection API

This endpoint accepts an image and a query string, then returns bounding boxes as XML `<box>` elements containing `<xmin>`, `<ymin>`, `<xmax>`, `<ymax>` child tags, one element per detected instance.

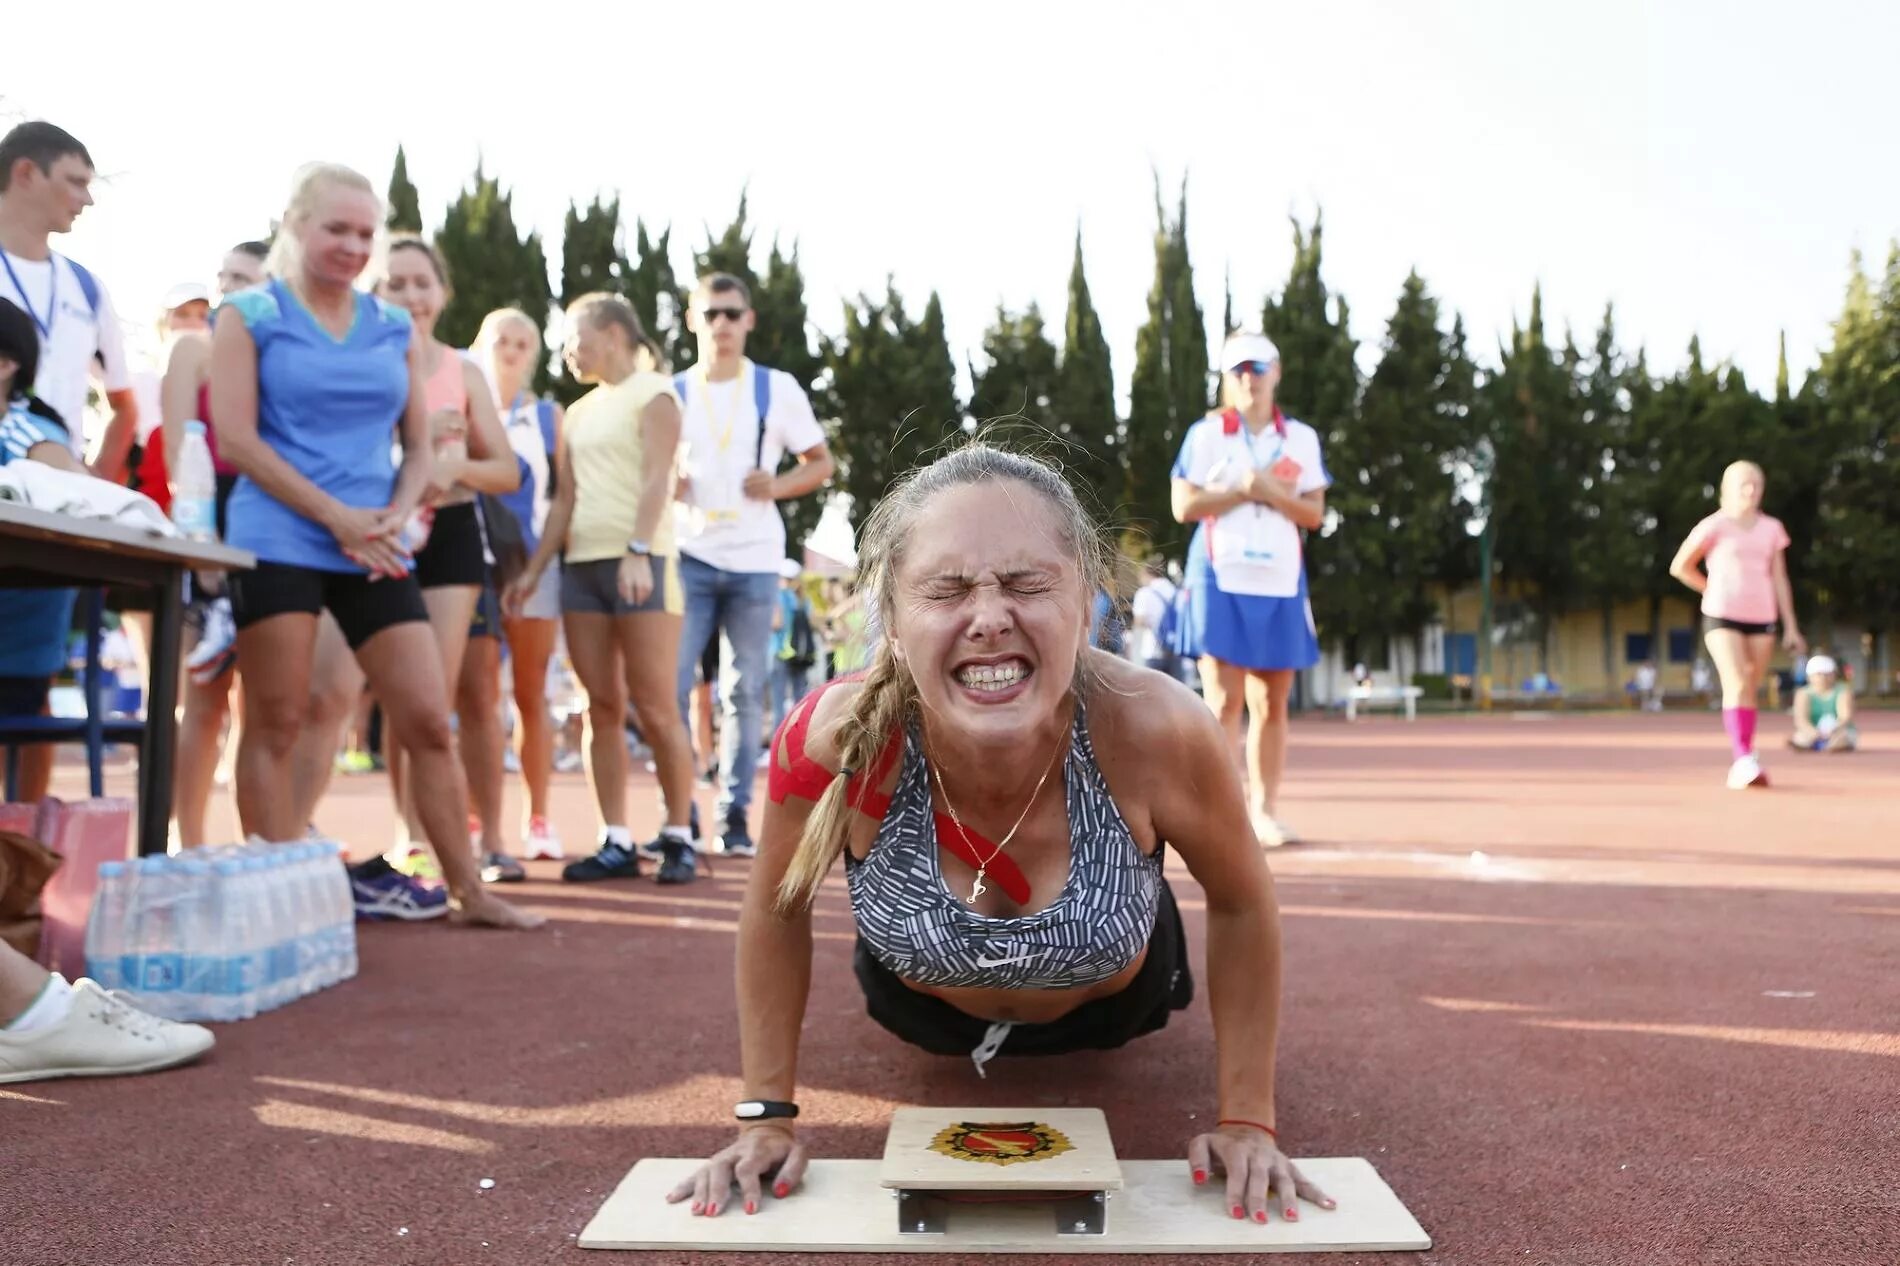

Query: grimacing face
<box><xmin>888</xmin><ymin>480</ymin><xmax>1088</xmax><ymax>747</ymax></box>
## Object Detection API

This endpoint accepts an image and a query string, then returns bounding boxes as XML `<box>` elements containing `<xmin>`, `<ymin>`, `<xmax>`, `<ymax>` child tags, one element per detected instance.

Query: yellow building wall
<box><xmin>1434</xmin><ymin>588</ymin><xmax>1710</xmax><ymax>699</ymax></box>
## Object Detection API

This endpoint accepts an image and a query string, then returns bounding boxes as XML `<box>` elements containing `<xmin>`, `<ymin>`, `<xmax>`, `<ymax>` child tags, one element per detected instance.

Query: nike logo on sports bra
<box><xmin>974</xmin><ymin>949</ymin><xmax>1046</xmax><ymax>969</ymax></box>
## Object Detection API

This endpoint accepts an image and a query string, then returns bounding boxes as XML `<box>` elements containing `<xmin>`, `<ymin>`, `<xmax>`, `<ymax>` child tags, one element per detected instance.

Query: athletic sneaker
<box><xmin>721</xmin><ymin>806</ymin><xmax>756</xmax><ymax>859</ymax></box>
<box><xmin>1727</xmin><ymin>754</ymin><xmax>1770</xmax><ymax>790</ymax></box>
<box><xmin>0</xmin><ymin>978</ymin><xmax>215</xmax><ymax>1084</ymax></box>
<box><xmin>524</xmin><ymin>816</ymin><xmax>563</xmax><ymax>861</ymax></box>
<box><xmin>1253</xmin><ymin>813</ymin><xmax>1298</xmax><ymax>848</ymax></box>
<box><xmin>350</xmin><ymin>857</ymin><xmax>450</xmax><ymax>920</ymax></box>
<box><xmin>393</xmin><ymin>847</ymin><xmax>441</xmax><ymax>881</ymax></box>
<box><xmin>655</xmin><ymin>839</ymin><xmax>698</xmax><ymax>885</ymax></box>
<box><xmin>562</xmin><ymin>840</ymin><xmax>642</xmax><ymax>882</ymax></box>
<box><xmin>639</xmin><ymin>803</ymin><xmax>702</xmax><ymax>859</ymax></box>
<box><xmin>334</xmin><ymin>749</ymin><xmax>376</xmax><ymax>775</ymax></box>
<box><xmin>481</xmin><ymin>852</ymin><xmax>526</xmax><ymax>884</ymax></box>
<box><xmin>184</xmin><ymin>596</ymin><xmax>237</xmax><ymax>685</ymax></box>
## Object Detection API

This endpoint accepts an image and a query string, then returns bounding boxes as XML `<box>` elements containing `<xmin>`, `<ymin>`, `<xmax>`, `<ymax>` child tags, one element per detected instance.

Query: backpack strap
<box><xmin>535</xmin><ymin>398</ymin><xmax>558</xmax><ymax>456</ymax></box>
<box><xmin>752</xmin><ymin>363</ymin><xmax>772</xmax><ymax>469</ymax></box>
<box><xmin>63</xmin><ymin>256</ymin><xmax>102</xmax><ymax>318</ymax></box>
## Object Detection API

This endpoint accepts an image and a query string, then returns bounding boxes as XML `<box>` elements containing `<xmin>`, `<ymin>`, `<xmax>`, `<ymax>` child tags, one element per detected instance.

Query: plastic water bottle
<box><xmin>174</xmin><ymin>858</ymin><xmax>217</xmax><ymax>1019</ymax></box>
<box><xmin>211</xmin><ymin>858</ymin><xmax>256</xmax><ymax>1020</ymax></box>
<box><xmin>127</xmin><ymin>856</ymin><xmax>185</xmax><ymax>1018</ymax></box>
<box><xmin>257</xmin><ymin>855</ymin><xmax>298</xmax><ymax>1012</ymax></box>
<box><xmin>85</xmin><ymin>861</ymin><xmax>130</xmax><ymax>991</ymax></box>
<box><xmin>327</xmin><ymin>843</ymin><xmax>358</xmax><ymax>984</ymax></box>
<box><xmin>171</xmin><ymin>420</ymin><xmax>219</xmax><ymax>542</ymax></box>
<box><xmin>292</xmin><ymin>844</ymin><xmax>325</xmax><ymax>997</ymax></box>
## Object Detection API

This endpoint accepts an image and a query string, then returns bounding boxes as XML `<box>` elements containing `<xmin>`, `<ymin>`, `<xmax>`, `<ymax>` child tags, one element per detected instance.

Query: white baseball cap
<box><xmin>1806</xmin><ymin>654</ymin><xmax>1838</xmax><ymax>677</ymax></box>
<box><xmin>778</xmin><ymin>558</ymin><xmax>802</xmax><ymax>580</ymax></box>
<box><xmin>1220</xmin><ymin>331</ymin><xmax>1280</xmax><ymax>373</ymax></box>
<box><xmin>162</xmin><ymin>282</ymin><xmax>212</xmax><ymax>311</ymax></box>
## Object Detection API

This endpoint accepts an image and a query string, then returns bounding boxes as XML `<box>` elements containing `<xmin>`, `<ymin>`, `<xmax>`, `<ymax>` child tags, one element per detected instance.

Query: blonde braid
<box><xmin>774</xmin><ymin>640</ymin><xmax>915</xmax><ymax>915</ymax></box>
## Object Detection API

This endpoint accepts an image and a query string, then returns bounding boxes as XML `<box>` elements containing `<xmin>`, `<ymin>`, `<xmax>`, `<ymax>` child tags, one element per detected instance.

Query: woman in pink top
<box><xmin>1668</xmin><ymin>460</ymin><xmax>1805</xmax><ymax>789</ymax></box>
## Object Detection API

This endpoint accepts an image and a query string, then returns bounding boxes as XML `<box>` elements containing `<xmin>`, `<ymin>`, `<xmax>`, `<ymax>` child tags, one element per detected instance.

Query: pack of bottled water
<box><xmin>84</xmin><ymin>839</ymin><xmax>357</xmax><ymax>1022</ymax></box>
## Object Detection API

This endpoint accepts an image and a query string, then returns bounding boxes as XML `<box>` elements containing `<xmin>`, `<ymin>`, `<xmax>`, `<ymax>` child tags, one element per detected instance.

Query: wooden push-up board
<box><xmin>577</xmin><ymin>1157</ymin><xmax>1430</xmax><ymax>1253</ymax></box>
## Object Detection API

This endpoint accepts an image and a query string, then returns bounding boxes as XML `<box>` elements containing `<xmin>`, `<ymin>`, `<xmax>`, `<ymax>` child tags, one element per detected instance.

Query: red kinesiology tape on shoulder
<box><xmin>764</xmin><ymin>675</ymin><xmax>1030</xmax><ymax>903</ymax></box>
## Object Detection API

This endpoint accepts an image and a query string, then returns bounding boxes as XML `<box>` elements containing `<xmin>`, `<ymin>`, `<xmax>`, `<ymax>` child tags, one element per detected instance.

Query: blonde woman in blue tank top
<box><xmin>667</xmin><ymin>444</ymin><xmax>1334</xmax><ymax>1227</ymax></box>
<box><xmin>212</xmin><ymin>162</ymin><xmax>540</xmax><ymax>931</ymax></box>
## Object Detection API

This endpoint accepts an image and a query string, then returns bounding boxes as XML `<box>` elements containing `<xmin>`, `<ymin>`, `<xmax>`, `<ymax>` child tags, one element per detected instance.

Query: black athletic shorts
<box><xmin>229</xmin><ymin>561</ymin><xmax>428</xmax><ymax>650</ymax></box>
<box><xmin>1704</xmin><ymin>615</ymin><xmax>1775</xmax><ymax>637</ymax></box>
<box><xmin>852</xmin><ymin>870</ymin><xmax>1194</xmax><ymax>1059</ymax></box>
<box><xmin>414</xmin><ymin>502</ymin><xmax>487</xmax><ymax>590</ymax></box>
<box><xmin>0</xmin><ymin>675</ymin><xmax>52</xmax><ymax>719</ymax></box>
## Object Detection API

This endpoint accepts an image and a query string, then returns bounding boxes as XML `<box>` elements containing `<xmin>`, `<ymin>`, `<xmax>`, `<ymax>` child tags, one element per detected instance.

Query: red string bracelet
<box><xmin>1218</xmin><ymin>1118</ymin><xmax>1278</xmax><ymax>1139</ymax></box>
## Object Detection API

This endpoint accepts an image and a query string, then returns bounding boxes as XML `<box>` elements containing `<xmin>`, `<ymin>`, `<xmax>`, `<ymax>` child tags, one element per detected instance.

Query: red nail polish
<box><xmin>1255</xmin><ymin>1210</ymin><xmax>1268</xmax><ymax>1224</ymax></box>
<box><xmin>1287</xmin><ymin>1209</ymin><xmax>1300</xmax><ymax>1221</ymax></box>
<box><xmin>706</xmin><ymin>1204</ymin><xmax>718</xmax><ymax>1217</ymax></box>
<box><xmin>1231</xmin><ymin>1205</ymin><xmax>1244</xmax><ymax>1219</ymax></box>
<box><xmin>690</xmin><ymin>1202</ymin><xmax>702</xmax><ymax>1214</ymax></box>
<box><xmin>1193</xmin><ymin>1169</ymin><xmax>1207</xmax><ymax>1184</ymax></box>
<box><xmin>745</xmin><ymin>1201</ymin><xmax>757</xmax><ymax>1215</ymax></box>
<box><xmin>774</xmin><ymin>1182</ymin><xmax>789</xmax><ymax>1198</ymax></box>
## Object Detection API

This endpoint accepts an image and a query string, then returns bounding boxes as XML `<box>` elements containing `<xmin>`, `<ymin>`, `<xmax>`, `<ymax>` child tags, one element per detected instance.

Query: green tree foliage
<box><xmin>1126</xmin><ymin>176</ymin><xmax>1208</xmax><ymax>556</ymax></box>
<box><xmin>432</xmin><ymin>162</ymin><xmax>551</xmax><ymax>369</ymax></box>
<box><xmin>1569</xmin><ymin>305</ymin><xmax>1649</xmax><ymax>677</ymax></box>
<box><xmin>1260</xmin><ymin>212</ymin><xmax>1359</xmax><ymax>436</ymax></box>
<box><xmin>559</xmin><ymin>195</ymin><xmax>627</xmax><ymax>305</ymax></box>
<box><xmin>625</xmin><ymin>220</ymin><xmax>684</xmax><ymax>364</ymax></box>
<box><xmin>385</xmin><ymin>146</ymin><xmax>422</xmax><ymax>233</ymax></box>
<box><xmin>1053</xmin><ymin>232</ymin><xmax>1121</xmax><ymax>526</ymax></box>
<box><xmin>969</xmin><ymin>304</ymin><xmax>1059</xmax><ymax>432</ymax></box>
<box><xmin>1813</xmin><ymin>246</ymin><xmax>1900</xmax><ymax>647</ymax></box>
<box><xmin>821</xmin><ymin>283</ymin><xmax>963</xmax><ymax>530</ymax></box>
<box><xmin>1484</xmin><ymin>286</ymin><xmax>1594</xmax><ymax>665</ymax></box>
<box><xmin>1334</xmin><ymin>271</ymin><xmax>1482</xmax><ymax>656</ymax></box>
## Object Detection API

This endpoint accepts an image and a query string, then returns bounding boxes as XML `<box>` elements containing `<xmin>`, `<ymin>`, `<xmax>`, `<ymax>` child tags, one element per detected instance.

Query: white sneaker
<box><xmin>524</xmin><ymin>815</ymin><xmax>564</xmax><ymax>861</ymax></box>
<box><xmin>0</xmin><ymin>978</ymin><xmax>215</xmax><ymax>1084</ymax></box>
<box><xmin>1726</xmin><ymin>754</ymin><xmax>1769</xmax><ymax>790</ymax></box>
<box><xmin>1252</xmin><ymin>812</ymin><xmax>1298</xmax><ymax>848</ymax></box>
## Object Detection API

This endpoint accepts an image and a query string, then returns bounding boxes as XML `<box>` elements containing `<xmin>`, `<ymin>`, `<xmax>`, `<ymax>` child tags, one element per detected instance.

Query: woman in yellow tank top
<box><xmin>513</xmin><ymin>293</ymin><xmax>700</xmax><ymax>885</ymax></box>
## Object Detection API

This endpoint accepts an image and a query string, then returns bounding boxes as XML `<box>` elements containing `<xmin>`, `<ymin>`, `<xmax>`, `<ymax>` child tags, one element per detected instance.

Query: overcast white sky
<box><xmin>12</xmin><ymin>0</ymin><xmax>1897</xmax><ymax>403</ymax></box>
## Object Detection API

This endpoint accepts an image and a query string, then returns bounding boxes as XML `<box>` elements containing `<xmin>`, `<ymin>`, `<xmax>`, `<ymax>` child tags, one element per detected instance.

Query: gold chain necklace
<box><xmin>929</xmin><ymin>722</ymin><xmax>1068</xmax><ymax>905</ymax></box>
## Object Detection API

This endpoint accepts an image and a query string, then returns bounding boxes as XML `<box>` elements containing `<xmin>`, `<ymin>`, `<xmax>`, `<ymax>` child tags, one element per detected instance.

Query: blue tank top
<box><xmin>845</xmin><ymin>703</ymin><xmax>1162</xmax><ymax>991</ymax></box>
<box><xmin>223</xmin><ymin>279</ymin><xmax>412</xmax><ymax>571</ymax></box>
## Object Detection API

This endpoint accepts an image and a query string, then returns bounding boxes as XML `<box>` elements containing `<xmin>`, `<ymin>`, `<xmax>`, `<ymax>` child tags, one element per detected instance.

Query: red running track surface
<box><xmin>3</xmin><ymin>710</ymin><xmax>1895</xmax><ymax>1265</ymax></box>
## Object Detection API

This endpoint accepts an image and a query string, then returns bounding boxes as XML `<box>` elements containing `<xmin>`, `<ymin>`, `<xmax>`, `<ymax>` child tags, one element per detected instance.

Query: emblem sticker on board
<box><xmin>927</xmin><ymin>1121</ymin><xmax>1074</xmax><ymax>1166</ymax></box>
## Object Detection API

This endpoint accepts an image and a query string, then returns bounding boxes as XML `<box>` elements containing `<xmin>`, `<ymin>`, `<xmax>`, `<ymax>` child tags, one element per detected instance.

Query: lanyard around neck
<box><xmin>2</xmin><ymin>251</ymin><xmax>57</xmax><ymax>338</ymax></box>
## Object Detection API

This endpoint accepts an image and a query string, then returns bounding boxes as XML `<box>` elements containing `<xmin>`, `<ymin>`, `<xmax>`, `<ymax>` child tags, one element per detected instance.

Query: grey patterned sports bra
<box><xmin>844</xmin><ymin>704</ymin><xmax>1162</xmax><ymax>990</ymax></box>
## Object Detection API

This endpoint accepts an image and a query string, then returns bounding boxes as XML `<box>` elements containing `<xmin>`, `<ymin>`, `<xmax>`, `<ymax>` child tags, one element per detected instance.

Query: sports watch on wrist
<box><xmin>734</xmin><ymin>1100</ymin><xmax>799</xmax><ymax>1122</ymax></box>
<box><xmin>626</xmin><ymin>539</ymin><xmax>652</xmax><ymax>556</ymax></box>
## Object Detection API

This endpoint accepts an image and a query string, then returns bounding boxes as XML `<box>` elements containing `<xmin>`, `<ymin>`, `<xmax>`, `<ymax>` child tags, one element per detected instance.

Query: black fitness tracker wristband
<box><xmin>734</xmin><ymin>1100</ymin><xmax>799</xmax><ymax>1121</ymax></box>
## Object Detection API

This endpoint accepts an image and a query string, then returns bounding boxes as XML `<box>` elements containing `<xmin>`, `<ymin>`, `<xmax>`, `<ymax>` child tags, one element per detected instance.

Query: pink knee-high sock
<box><xmin>1722</xmin><ymin>707</ymin><xmax>1757</xmax><ymax>759</ymax></box>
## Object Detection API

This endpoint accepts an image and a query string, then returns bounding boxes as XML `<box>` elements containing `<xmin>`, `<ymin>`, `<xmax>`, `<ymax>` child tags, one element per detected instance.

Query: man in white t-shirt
<box><xmin>672</xmin><ymin>272</ymin><xmax>834</xmax><ymax>857</ymax></box>
<box><xmin>0</xmin><ymin>121</ymin><xmax>136</xmax><ymax>478</ymax></box>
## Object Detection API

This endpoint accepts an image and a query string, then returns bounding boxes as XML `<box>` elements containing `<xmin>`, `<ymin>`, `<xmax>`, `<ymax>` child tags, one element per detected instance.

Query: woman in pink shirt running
<box><xmin>1668</xmin><ymin>460</ymin><xmax>1806</xmax><ymax>789</ymax></box>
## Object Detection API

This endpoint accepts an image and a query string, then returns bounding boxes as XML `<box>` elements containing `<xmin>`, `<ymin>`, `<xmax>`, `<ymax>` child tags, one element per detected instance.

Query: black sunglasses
<box><xmin>701</xmin><ymin>306</ymin><xmax>748</xmax><ymax>323</ymax></box>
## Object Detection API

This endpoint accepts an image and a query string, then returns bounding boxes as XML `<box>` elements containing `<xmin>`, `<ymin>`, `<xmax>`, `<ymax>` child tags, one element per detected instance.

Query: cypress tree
<box><xmin>432</xmin><ymin>161</ymin><xmax>550</xmax><ymax>358</ymax></box>
<box><xmin>969</xmin><ymin>303</ymin><xmax>1059</xmax><ymax>434</ymax></box>
<box><xmin>822</xmin><ymin>283</ymin><xmax>962</xmax><ymax>530</ymax></box>
<box><xmin>386</xmin><ymin>146</ymin><xmax>422</xmax><ymax>233</ymax></box>
<box><xmin>559</xmin><ymin>195</ymin><xmax>627</xmax><ymax>305</ymax></box>
<box><xmin>1815</xmin><ymin>246</ymin><xmax>1900</xmax><ymax>649</ymax></box>
<box><xmin>1125</xmin><ymin>175</ymin><xmax>1208</xmax><ymax>557</ymax></box>
<box><xmin>1053</xmin><ymin>231</ymin><xmax>1121</xmax><ymax>526</ymax></box>
<box><xmin>625</xmin><ymin>219</ymin><xmax>684</xmax><ymax>364</ymax></box>
<box><xmin>1484</xmin><ymin>285</ymin><xmax>1591</xmax><ymax>668</ymax></box>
